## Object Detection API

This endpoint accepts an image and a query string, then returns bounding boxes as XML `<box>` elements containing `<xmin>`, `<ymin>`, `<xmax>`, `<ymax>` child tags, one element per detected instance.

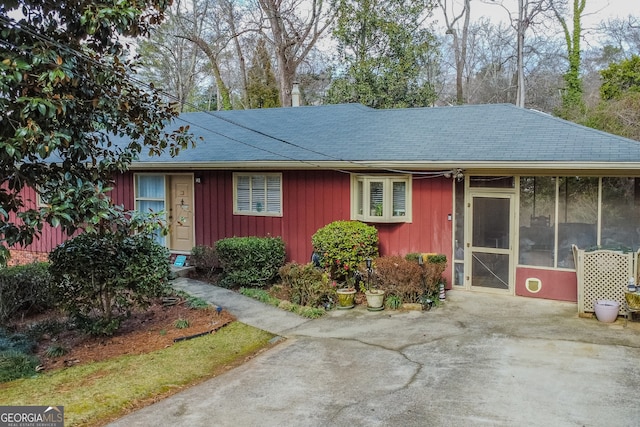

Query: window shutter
<box><xmin>266</xmin><ymin>176</ymin><xmax>281</xmax><ymax>213</ymax></box>
<box><xmin>237</xmin><ymin>176</ymin><xmax>250</xmax><ymax>211</ymax></box>
<box><xmin>370</xmin><ymin>181</ymin><xmax>384</xmax><ymax>216</ymax></box>
<box><xmin>251</xmin><ymin>175</ymin><xmax>266</xmax><ymax>212</ymax></box>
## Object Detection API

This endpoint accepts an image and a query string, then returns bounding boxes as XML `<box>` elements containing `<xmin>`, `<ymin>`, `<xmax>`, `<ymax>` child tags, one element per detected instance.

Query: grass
<box><xmin>239</xmin><ymin>287</ymin><xmax>327</xmax><ymax>319</ymax></box>
<box><xmin>0</xmin><ymin>322</ymin><xmax>274</xmax><ymax>427</ymax></box>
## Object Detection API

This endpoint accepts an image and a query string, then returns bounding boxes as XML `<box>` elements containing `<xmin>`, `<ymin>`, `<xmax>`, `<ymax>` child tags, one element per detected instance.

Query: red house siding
<box><xmin>9</xmin><ymin>170</ymin><xmax>454</xmax><ymax>285</ymax></box>
<box><xmin>515</xmin><ymin>267</ymin><xmax>577</xmax><ymax>302</ymax></box>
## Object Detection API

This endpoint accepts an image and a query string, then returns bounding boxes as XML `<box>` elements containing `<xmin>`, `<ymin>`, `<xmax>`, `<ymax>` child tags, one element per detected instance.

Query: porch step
<box><xmin>171</xmin><ymin>265</ymin><xmax>195</xmax><ymax>278</ymax></box>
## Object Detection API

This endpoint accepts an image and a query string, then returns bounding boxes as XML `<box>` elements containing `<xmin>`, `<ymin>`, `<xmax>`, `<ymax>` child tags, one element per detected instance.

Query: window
<box><xmin>234</xmin><ymin>173</ymin><xmax>282</xmax><ymax>216</ymax></box>
<box><xmin>352</xmin><ymin>175</ymin><xmax>411</xmax><ymax>222</ymax></box>
<box><xmin>135</xmin><ymin>174</ymin><xmax>166</xmax><ymax>246</ymax></box>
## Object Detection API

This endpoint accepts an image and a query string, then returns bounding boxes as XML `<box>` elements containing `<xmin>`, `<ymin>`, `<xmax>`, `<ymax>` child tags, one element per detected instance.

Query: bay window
<box><xmin>352</xmin><ymin>174</ymin><xmax>412</xmax><ymax>222</ymax></box>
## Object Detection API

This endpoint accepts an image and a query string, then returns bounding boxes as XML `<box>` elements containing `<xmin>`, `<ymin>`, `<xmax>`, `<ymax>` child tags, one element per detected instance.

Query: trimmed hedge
<box><xmin>0</xmin><ymin>262</ymin><xmax>54</xmax><ymax>324</ymax></box>
<box><xmin>216</xmin><ymin>236</ymin><xmax>286</xmax><ymax>288</ymax></box>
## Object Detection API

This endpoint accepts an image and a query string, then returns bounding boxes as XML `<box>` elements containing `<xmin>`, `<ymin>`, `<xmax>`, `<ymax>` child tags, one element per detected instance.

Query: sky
<box><xmin>466</xmin><ymin>0</ymin><xmax>640</xmax><ymax>26</ymax></box>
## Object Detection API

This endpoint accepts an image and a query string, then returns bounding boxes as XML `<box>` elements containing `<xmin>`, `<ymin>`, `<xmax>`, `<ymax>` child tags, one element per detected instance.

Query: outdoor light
<box><xmin>366</xmin><ymin>258</ymin><xmax>372</xmax><ymax>269</ymax></box>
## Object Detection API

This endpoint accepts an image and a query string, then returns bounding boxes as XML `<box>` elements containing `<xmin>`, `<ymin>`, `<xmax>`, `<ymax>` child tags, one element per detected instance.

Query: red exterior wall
<box><xmin>9</xmin><ymin>169</ymin><xmax>454</xmax><ymax>284</ymax></box>
<box><xmin>515</xmin><ymin>267</ymin><xmax>577</xmax><ymax>302</ymax></box>
<box><xmin>191</xmin><ymin>170</ymin><xmax>453</xmax><ymax>285</ymax></box>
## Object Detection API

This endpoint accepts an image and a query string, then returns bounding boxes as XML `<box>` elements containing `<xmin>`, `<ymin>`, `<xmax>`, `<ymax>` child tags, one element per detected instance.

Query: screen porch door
<box><xmin>467</xmin><ymin>192</ymin><xmax>515</xmax><ymax>293</ymax></box>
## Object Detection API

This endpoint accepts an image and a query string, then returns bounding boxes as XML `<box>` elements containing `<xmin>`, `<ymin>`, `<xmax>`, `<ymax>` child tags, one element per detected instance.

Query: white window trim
<box><xmin>233</xmin><ymin>173</ymin><xmax>283</xmax><ymax>217</ymax></box>
<box><xmin>351</xmin><ymin>174</ymin><xmax>412</xmax><ymax>223</ymax></box>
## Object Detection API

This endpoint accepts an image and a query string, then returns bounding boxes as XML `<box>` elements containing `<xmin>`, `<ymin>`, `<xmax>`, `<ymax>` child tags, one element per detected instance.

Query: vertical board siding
<box><xmin>14</xmin><ymin>169</ymin><xmax>454</xmax><ymax>289</ymax></box>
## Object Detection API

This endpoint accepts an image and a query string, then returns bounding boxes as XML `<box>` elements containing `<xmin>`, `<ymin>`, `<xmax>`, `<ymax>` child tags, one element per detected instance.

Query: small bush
<box><xmin>190</xmin><ymin>245</ymin><xmax>218</xmax><ymax>278</ymax></box>
<box><xmin>0</xmin><ymin>330</ymin><xmax>36</xmax><ymax>354</ymax></box>
<box><xmin>216</xmin><ymin>236</ymin><xmax>286</xmax><ymax>288</ymax></box>
<box><xmin>278</xmin><ymin>263</ymin><xmax>335</xmax><ymax>308</ymax></box>
<box><xmin>49</xmin><ymin>232</ymin><xmax>171</xmax><ymax>336</ymax></box>
<box><xmin>370</xmin><ymin>254</ymin><xmax>446</xmax><ymax>304</ymax></box>
<box><xmin>0</xmin><ymin>350</ymin><xmax>39</xmax><ymax>383</ymax></box>
<box><xmin>0</xmin><ymin>262</ymin><xmax>54</xmax><ymax>324</ymax></box>
<box><xmin>311</xmin><ymin>221</ymin><xmax>378</xmax><ymax>285</ymax></box>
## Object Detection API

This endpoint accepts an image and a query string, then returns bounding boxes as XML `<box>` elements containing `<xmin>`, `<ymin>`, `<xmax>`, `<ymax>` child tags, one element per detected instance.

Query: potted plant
<box><xmin>336</xmin><ymin>283</ymin><xmax>356</xmax><ymax>309</ymax></box>
<box><xmin>361</xmin><ymin>258</ymin><xmax>385</xmax><ymax>311</ymax></box>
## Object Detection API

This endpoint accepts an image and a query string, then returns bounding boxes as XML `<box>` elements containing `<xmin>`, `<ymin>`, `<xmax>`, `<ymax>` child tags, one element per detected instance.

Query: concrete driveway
<box><xmin>109</xmin><ymin>282</ymin><xmax>640</xmax><ymax>426</ymax></box>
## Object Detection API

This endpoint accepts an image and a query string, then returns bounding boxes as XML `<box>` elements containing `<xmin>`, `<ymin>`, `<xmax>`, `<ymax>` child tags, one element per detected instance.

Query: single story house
<box><xmin>12</xmin><ymin>103</ymin><xmax>640</xmax><ymax>302</ymax></box>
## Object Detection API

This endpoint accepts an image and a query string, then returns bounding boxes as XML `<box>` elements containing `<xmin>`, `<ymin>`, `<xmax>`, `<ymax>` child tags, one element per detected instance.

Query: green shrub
<box><xmin>49</xmin><ymin>232</ymin><xmax>171</xmax><ymax>336</ymax></box>
<box><xmin>311</xmin><ymin>221</ymin><xmax>378</xmax><ymax>285</ymax></box>
<box><xmin>190</xmin><ymin>245</ymin><xmax>218</xmax><ymax>278</ymax></box>
<box><xmin>0</xmin><ymin>329</ymin><xmax>36</xmax><ymax>354</ymax></box>
<box><xmin>0</xmin><ymin>350</ymin><xmax>39</xmax><ymax>383</ymax></box>
<box><xmin>0</xmin><ymin>262</ymin><xmax>54</xmax><ymax>324</ymax></box>
<box><xmin>278</xmin><ymin>262</ymin><xmax>335</xmax><ymax>308</ymax></box>
<box><xmin>216</xmin><ymin>236</ymin><xmax>286</xmax><ymax>288</ymax></box>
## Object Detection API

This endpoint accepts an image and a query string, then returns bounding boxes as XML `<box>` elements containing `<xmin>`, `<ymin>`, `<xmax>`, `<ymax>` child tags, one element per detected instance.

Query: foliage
<box><xmin>49</xmin><ymin>211</ymin><xmax>171</xmax><ymax>336</ymax></box>
<box><xmin>215</xmin><ymin>236</ymin><xmax>286</xmax><ymax>288</ymax></box>
<box><xmin>0</xmin><ymin>350</ymin><xmax>39</xmax><ymax>383</ymax></box>
<box><xmin>0</xmin><ymin>262</ymin><xmax>55</xmax><ymax>324</ymax></box>
<box><xmin>174</xmin><ymin>318</ymin><xmax>190</xmax><ymax>329</ymax></box>
<box><xmin>185</xmin><ymin>296</ymin><xmax>210</xmax><ymax>310</ymax></box>
<box><xmin>326</xmin><ymin>0</ymin><xmax>438</xmax><ymax>108</ymax></box>
<box><xmin>371</xmin><ymin>255</ymin><xmax>446</xmax><ymax>304</ymax></box>
<box><xmin>0</xmin><ymin>0</ymin><xmax>194</xmax><ymax>263</ymax></box>
<box><xmin>385</xmin><ymin>294</ymin><xmax>402</xmax><ymax>310</ymax></box>
<box><xmin>278</xmin><ymin>263</ymin><xmax>335</xmax><ymax>308</ymax></box>
<box><xmin>0</xmin><ymin>328</ymin><xmax>38</xmax><ymax>383</ymax></box>
<box><xmin>240</xmin><ymin>287</ymin><xmax>327</xmax><ymax>318</ymax></box>
<box><xmin>239</xmin><ymin>288</ymin><xmax>281</xmax><ymax>307</ymax></box>
<box><xmin>247</xmin><ymin>39</ymin><xmax>281</xmax><ymax>109</ymax></box>
<box><xmin>599</xmin><ymin>55</ymin><xmax>640</xmax><ymax>101</ymax></box>
<box><xmin>583</xmin><ymin>92</ymin><xmax>640</xmax><ymax>141</ymax></box>
<box><xmin>190</xmin><ymin>245</ymin><xmax>219</xmax><ymax>278</ymax></box>
<box><xmin>553</xmin><ymin>0</ymin><xmax>587</xmax><ymax>119</ymax></box>
<box><xmin>311</xmin><ymin>220</ymin><xmax>378</xmax><ymax>285</ymax></box>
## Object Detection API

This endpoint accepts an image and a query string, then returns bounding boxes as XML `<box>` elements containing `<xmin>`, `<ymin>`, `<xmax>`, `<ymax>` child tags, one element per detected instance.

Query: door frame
<box><xmin>464</xmin><ymin>188</ymin><xmax>517</xmax><ymax>295</ymax></box>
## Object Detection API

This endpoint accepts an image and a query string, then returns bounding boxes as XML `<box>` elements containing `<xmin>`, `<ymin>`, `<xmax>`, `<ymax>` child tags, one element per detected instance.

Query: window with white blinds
<box><xmin>351</xmin><ymin>175</ymin><xmax>411</xmax><ymax>222</ymax></box>
<box><xmin>234</xmin><ymin>173</ymin><xmax>282</xmax><ymax>216</ymax></box>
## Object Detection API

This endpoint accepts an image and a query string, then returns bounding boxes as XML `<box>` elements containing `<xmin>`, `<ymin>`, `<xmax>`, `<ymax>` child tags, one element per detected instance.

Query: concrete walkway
<box><xmin>109</xmin><ymin>279</ymin><xmax>640</xmax><ymax>427</ymax></box>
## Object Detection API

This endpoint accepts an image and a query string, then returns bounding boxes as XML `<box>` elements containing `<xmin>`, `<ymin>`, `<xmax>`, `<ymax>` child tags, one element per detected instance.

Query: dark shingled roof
<box><xmin>128</xmin><ymin>103</ymin><xmax>640</xmax><ymax>168</ymax></box>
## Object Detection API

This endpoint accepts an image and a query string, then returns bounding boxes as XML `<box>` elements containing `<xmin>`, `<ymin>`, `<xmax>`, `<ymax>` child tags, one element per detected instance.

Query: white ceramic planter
<box><xmin>365</xmin><ymin>289</ymin><xmax>385</xmax><ymax>311</ymax></box>
<box><xmin>594</xmin><ymin>300</ymin><xmax>620</xmax><ymax>323</ymax></box>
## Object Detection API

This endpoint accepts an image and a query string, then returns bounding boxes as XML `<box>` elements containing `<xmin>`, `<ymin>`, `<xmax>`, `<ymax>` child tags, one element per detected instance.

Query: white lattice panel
<box><xmin>573</xmin><ymin>246</ymin><xmax>634</xmax><ymax>315</ymax></box>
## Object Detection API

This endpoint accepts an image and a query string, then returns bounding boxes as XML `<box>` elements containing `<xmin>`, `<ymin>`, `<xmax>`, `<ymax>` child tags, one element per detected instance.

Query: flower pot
<box><xmin>594</xmin><ymin>299</ymin><xmax>620</xmax><ymax>323</ymax></box>
<box><xmin>336</xmin><ymin>288</ymin><xmax>356</xmax><ymax>309</ymax></box>
<box><xmin>365</xmin><ymin>289</ymin><xmax>385</xmax><ymax>311</ymax></box>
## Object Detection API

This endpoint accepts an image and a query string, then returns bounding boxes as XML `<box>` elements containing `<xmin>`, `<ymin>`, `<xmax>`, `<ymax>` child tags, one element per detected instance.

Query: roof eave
<box><xmin>128</xmin><ymin>160</ymin><xmax>640</xmax><ymax>175</ymax></box>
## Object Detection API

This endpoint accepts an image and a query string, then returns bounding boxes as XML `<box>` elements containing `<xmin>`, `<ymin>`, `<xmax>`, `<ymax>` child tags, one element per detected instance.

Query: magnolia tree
<box><xmin>0</xmin><ymin>0</ymin><xmax>194</xmax><ymax>264</ymax></box>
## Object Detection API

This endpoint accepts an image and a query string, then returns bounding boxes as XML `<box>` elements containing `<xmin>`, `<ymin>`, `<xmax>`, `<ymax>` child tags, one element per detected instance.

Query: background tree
<box><xmin>246</xmin><ymin>39</ymin><xmax>281</xmax><ymax>108</ymax></box>
<box><xmin>551</xmin><ymin>0</ymin><xmax>587</xmax><ymax>119</ymax></box>
<box><xmin>138</xmin><ymin>3</ymin><xmax>209</xmax><ymax>112</ymax></box>
<box><xmin>256</xmin><ymin>0</ymin><xmax>334</xmax><ymax>107</ymax></box>
<box><xmin>437</xmin><ymin>0</ymin><xmax>471</xmax><ymax>104</ymax></box>
<box><xmin>0</xmin><ymin>0</ymin><xmax>192</xmax><ymax>263</ymax></box>
<box><xmin>326</xmin><ymin>0</ymin><xmax>439</xmax><ymax>108</ymax></box>
<box><xmin>582</xmin><ymin>55</ymin><xmax>640</xmax><ymax>141</ymax></box>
